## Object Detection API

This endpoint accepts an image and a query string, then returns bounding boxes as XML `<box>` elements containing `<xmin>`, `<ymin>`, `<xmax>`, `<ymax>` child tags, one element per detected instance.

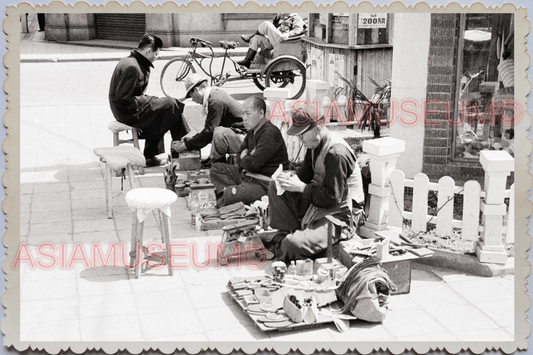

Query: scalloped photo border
<box><xmin>2</xmin><ymin>1</ymin><xmax>531</xmax><ymax>354</ymax></box>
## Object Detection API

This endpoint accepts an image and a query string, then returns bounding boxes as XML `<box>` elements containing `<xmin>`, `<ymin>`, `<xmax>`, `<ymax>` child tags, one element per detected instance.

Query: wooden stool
<box><xmin>93</xmin><ymin>146</ymin><xmax>146</xmax><ymax>218</ymax></box>
<box><xmin>108</xmin><ymin>121</ymin><xmax>144</xmax><ymax>175</ymax></box>
<box><xmin>125</xmin><ymin>188</ymin><xmax>177</xmax><ymax>279</ymax></box>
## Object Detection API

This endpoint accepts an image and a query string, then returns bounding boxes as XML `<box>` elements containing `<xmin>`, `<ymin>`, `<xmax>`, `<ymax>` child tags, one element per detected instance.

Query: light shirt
<box><xmin>202</xmin><ymin>86</ymin><xmax>213</xmax><ymax>116</ymax></box>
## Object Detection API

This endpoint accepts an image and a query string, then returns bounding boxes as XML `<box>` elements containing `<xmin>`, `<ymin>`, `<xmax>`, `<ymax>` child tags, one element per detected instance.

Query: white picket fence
<box><xmin>387</xmin><ymin>171</ymin><xmax>515</xmax><ymax>243</ymax></box>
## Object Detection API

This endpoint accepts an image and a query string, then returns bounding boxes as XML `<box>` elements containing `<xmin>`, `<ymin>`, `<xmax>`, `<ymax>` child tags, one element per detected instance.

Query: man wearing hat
<box><xmin>109</xmin><ymin>33</ymin><xmax>190</xmax><ymax>167</ymax></box>
<box><xmin>265</xmin><ymin>107</ymin><xmax>365</xmax><ymax>262</ymax></box>
<box><xmin>171</xmin><ymin>73</ymin><xmax>245</xmax><ymax>166</ymax></box>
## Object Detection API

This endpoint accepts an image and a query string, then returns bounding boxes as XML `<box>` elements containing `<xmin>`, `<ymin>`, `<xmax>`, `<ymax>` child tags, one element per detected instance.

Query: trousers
<box><xmin>210</xmin><ymin>127</ymin><xmax>245</xmax><ymax>160</ymax></box>
<box><xmin>210</xmin><ymin>163</ymin><xmax>270</xmax><ymax>207</ymax></box>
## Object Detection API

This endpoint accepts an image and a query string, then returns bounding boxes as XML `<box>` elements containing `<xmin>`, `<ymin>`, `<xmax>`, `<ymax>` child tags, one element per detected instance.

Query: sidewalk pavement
<box><xmin>14</xmin><ymin>31</ymin><xmax>516</xmax><ymax>346</ymax></box>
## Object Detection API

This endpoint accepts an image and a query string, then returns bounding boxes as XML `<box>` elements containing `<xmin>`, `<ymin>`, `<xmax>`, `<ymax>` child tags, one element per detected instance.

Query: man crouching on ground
<box><xmin>266</xmin><ymin>106</ymin><xmax>365</xmax><ymax>262</ymax></box>
<box><xmin>210</xmin><ymin>96</ymin><xmax>289</xmax><ymax>207</ymax></box>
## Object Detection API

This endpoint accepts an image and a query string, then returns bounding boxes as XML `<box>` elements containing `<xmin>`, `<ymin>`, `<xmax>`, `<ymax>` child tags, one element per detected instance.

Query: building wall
<box><xmin>422</xmin><ymin>13</ymin><xmax>484</xmax><ymax>183</ymax></box>
<box><xmin>42</xmin><ymin>13</ymin><xmax>273</xmax><ymax>47</ymax></box>
<box><xmin>45</xmin><ymin>14</ymin><xmax>95</xmax><ymax>42</ymax></box>
<box><xmin>148</xmin><ymin>13</ymin><xmax>274</xmax><ymax>47</ymax></box>
<box><xmin>389</xmin><ymin>13</ymin><xmax>431</xmax><ymax>179</ymax></box>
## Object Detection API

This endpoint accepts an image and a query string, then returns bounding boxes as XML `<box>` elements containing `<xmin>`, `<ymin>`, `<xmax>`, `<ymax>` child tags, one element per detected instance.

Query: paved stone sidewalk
<box><xmin>17</xmin><ymin>95</ymin><xmax>515</xmax><ymax>343</ymax></box>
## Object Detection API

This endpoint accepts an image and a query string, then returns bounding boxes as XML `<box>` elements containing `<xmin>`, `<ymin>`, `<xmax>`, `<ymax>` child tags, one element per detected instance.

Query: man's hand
<box><xmin>277</xmin><ymin>171</ymin><xmax>306</xmax><ymax>193</ymax></box>
<box><xmin>280</xmin><ymin>32</ymin><xmax>290</xmax><ymax>41</ymax></box>
<box><xmin>171</xmin><ymin>140</ymin><xmax>188</xmax><ymax>153</ymax></box>
<box><xmin>240</xmin><ymin>148</ymin><xmax>249</xmax><ymax>160</ymax></box>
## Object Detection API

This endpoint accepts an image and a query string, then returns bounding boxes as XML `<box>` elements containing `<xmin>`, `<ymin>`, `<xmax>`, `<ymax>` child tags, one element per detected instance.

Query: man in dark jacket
<box><xmin>109</xmin><ymin>33</ymin><xmax>190</xmax><ymax>167</ymax></box>
<box><xmin>172</xmin><ymin>73</ymin><xmax>245</xmax><ymax>166</ymax></box>
<box><xmin>210</xmin><ymin>96</ymin><xmax>289</xmax><ymax>207</ymax></box>
<box><xmin>266</xmin><ymin>107</ymin><xmax>365</xmax><ymax>262</ymax></box>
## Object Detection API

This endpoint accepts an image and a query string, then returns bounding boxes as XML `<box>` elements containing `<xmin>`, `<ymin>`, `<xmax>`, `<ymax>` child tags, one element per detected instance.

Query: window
<box><xmin>453</xmin><ymin>13</ymin><xmax>515</xmax><ymax>160</ymax></box>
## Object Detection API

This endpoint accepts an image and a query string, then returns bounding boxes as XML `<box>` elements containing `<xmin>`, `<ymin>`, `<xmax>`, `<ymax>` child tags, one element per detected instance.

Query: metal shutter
<box><xmin>95</xmin><ymin>14</ymin><xmax>146</xmax><ymax>41</ymax></box>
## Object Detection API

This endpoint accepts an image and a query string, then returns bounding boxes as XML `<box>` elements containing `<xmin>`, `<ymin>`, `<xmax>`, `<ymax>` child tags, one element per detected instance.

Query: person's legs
<box><xmin>218</xmin><ymin>178</ymin><xmax>269</xmax><ymax>207</ymax></box>
<box><xmin>143</xmin><ymin>137</ymin><xmax>164</xmax><ymax>161</ymax></box>
<box><xmin>37</xmin><ymin>14</ymin><xmax>45</xmax><ymax>31</ymax></box>
<box><xmin>133</xmin><ymin>96</ymin><xmax>189</xmax><ymax>162</ymax></box>
<box><xmin>267</xmin><ymin>180</ymin><xmax>309</xmax><ymax>231</ymax></box>
<box><xmin>274</xmin><ymin>218</ymin><xmax>330</xmax><ymax>263</ymax></box>
<box><xmin>210</xmin><ymin>163</ymin><xmax>242</xmax><ymax>196</ymax></box>
<box><xmin>237</xmin><ymin>33</ymin><xmax>271</xmax><ymax>68</ymax></box>
<box><xmin>210</xmin><ymin>126</ymin><xmax>245</xmax><ymax>160</ymax></box>
<box><xmin>258</xmin><ymin>21</ymin><xmax>283</xmax><ymax>46</ymax></box>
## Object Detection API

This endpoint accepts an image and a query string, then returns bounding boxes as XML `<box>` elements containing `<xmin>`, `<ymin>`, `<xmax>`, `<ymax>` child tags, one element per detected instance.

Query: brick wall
<box><xmin>422</xmin><ymin>13</ymin><xmax>484</xmax><ymax>184</ymax></box>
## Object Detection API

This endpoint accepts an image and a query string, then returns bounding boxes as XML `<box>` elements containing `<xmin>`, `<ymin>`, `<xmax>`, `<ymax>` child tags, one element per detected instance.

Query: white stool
<box><xmin>125</xmin><ymin>188</ymin><xmax>177</xmax><ymax>279</ymax></box>
<box><xmin>108</xmin><ymin>121</ymin><xmax>144</xmax><ymax>175</ymax></box>
<box><xmin>93</xmin><ymin>146</ymin><xmax>146</xmax><ymax>218</ymax></box>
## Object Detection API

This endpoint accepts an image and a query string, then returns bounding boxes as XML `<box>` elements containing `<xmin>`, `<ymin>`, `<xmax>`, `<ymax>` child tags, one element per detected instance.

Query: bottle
<box><xmin>288</xmin><ymin>261</ymin><xmax>297</xmax><ymax>275</ymax></box>
<box><xmin>303</xmin><ymin>259</ymin><xmax>313</xmax><ymax>280</ymax></box>
<box><xmin>296</xmin><ymin>260</ymin><xmax>305</xmax><ymax>276</ymax></box>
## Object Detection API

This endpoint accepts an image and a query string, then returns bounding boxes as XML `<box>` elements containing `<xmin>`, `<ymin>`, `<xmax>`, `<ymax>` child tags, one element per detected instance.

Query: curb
<box><xmin>21</xmin><ymin>41</ymin><xmax>248</xmax><ymax>63</ymax></box>
<box><xmin>413</xmin><ymin>248</ymin><xmax>514</xmax><ymax>277</ymax></box>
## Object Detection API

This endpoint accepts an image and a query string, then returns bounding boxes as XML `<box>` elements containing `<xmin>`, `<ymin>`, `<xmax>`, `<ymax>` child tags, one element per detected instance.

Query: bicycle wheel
<box><xmin>265</xmin><ymin>58</ymin><xmax>306</xmax><ymax>100</ymax></box>
<box><xmin>160</xmin><ymin>58</ymin><xmax>195</xmax><ymax>99</ymax></box>
<box><xmin>252</xmin><ymin>73</ymin><xmax>265</xmax><ymax>91</ymax></box>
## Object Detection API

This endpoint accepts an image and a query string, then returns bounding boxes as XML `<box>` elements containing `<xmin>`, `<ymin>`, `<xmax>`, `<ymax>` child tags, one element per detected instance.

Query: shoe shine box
<box><xmin>172</xmin><ymin>150</ymin><xmax>201</xmax><ymax>171</ymax></box>
<box><xmin>187</xmin><ymin>182</ymin><xmax>217</xmax><ymax>211</ymax></box>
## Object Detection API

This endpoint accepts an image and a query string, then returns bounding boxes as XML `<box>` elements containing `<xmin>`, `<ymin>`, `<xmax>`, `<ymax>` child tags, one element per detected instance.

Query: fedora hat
<box><xmin>287</xmin><ymin>108</ymin><xmax>317</xmax><ymax>136</ymax></box>
<box><xmin>184</xmin><ymin>73</ymin><xmax>208</xmax><ymax>98</ymax></box>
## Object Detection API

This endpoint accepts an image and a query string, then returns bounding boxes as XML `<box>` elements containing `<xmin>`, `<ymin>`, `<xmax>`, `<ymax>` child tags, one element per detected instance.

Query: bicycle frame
<box><xmin>184</xmin><ymin>40</ymin><xmax>248</xmax><ymax>86</ymax></box>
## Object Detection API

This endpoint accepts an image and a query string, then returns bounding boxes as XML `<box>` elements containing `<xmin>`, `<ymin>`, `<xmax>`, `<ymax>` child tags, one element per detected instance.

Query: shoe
<box><xmin>201</xmin><ymin>158</ymin><xmax>213</xmax><ymax>169</ymax></box>
<box><xmin>201</xmin><ymin>156</ymin><xmax>227</xmax><ymax>169</ymax></box>
<box><xmin>145</xmin><ymin>157</ymin><xmax>162</xmax><ymax>167</ymax></box>
<box><xmin>236</xmin><ymin>48</ymin><xmax>257</xmax><ymax>69</ymax></box>
<box><xmin>240</xmin><ymin>34</ymin><xmax>254</xmax><ymax>43</ymax></box>
<box><xmin>266</xmin><ymin>250</ymin><xmax>276</xmax><ymax>261</ymax></box>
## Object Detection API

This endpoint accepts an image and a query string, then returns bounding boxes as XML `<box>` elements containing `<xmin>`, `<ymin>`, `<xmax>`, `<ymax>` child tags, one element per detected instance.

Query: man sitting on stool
<box><xmin>266</xmin><ymin>107</ymin><xmax>365</xmax><ymax>262</ymax></box>
<box><xmin>109</xmin><ymin>33</ymin><xmax>190</xmax><ymax>167</ymax></box>
<box><xmin>237</xmin><ymin>13</ymin><xmax>307</xmax><ymax>69</ymax></box>
<box><xmin>172</xmin><ymin>74</ymin><xmax>245</xmax><ymax>167</ymax></box>
<box><xmin>210</xmin><ymin>96</ymin><xmax>289</xmax><ymax>207</ymax></box>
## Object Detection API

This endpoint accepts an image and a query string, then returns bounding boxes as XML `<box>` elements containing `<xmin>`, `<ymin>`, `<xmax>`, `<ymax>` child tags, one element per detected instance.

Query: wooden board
<box><xmin>227</xmin><ymin>288</ymin><xmax>342</xmax><ymax>332</ymax></box>
<box><xmin>195</xmin><ymin>214</ymin><xmax>248</xmax><ymax>231</ymax></box>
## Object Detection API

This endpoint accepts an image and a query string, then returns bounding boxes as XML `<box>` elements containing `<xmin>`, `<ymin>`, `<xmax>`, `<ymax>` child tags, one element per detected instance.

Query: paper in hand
<box><xmin>271</xmin><ymin>164</ymin><xmax>286</xmax><ymax>195</ymax></box>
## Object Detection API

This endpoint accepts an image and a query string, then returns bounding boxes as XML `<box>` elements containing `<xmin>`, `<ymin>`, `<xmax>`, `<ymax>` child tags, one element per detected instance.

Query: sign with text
<box><xmin>358</xmin><ymin>13</ymin><xmax>388</xmax><ymax>28</ymax></box>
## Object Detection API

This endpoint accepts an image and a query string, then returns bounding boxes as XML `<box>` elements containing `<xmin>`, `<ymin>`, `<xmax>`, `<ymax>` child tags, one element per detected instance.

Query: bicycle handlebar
<box><xmin>190</xmin><ymin>37</ymin><xmax>213</xmax><ymax>47</ymax></box>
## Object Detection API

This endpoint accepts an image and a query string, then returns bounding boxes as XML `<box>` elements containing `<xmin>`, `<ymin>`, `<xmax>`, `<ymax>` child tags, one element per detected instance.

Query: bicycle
<box><xmin>160</xmin><ymin>37</ymin><xmax>307</xmax><ymax>100</ymax></box>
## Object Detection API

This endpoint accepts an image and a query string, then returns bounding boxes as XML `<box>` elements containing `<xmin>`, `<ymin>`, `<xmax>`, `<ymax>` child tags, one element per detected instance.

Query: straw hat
<box><xmin>184</xmin><ymin>73</ymin><xmax>208</xmax><ymax>98</ymax></box>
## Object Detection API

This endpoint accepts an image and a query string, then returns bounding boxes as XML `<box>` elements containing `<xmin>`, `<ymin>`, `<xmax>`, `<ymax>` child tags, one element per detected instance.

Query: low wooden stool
<box><xmin>93</xmin><ymin>146</ymin><xmax>146</xmax><ymax>218</ymax></box>
<box><xmin>125</xmin><ymin>188</ymin><xmax>177</xmax><ymax>279</ymax></box>
<box><xmin>108</xmin><ymin>121</ymin><xmax>144</xmax><ymax>175</ymax></box>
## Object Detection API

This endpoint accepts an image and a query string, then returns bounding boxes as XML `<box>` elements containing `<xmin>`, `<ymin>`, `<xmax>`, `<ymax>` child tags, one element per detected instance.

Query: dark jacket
<box><xmin>237</xmin><ymin>122</ymin><xmax>290</xmax><ymax>176</ymax></box>
<box><xmin>184</xmin><ymin>87</ymin><xmax>244</xmax><ymax>151</ymax></box>
<box><xmin>109</xmin><ymin>50</ymin><xmax>152</xmax><ymax>121</ymax></box>
<box><xmin>108</xmin><ymin>50</ymin><xmax>186</xmax><ymax>141</ymax></box>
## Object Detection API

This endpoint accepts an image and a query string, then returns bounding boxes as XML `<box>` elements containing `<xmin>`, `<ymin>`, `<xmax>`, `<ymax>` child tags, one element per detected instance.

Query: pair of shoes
<box><xmin>145</xmin><ymin>157</ymin><xmax>163</xmax><ymax>168</ymax></box>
